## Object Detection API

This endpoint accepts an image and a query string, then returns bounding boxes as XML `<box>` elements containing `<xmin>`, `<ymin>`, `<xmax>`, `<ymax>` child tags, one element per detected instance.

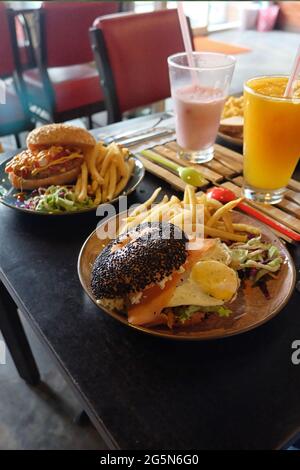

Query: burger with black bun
<box><xmin>91</xmin><ymin>221</ymin><xmax>239</xmax><ymax>328</ymax></box>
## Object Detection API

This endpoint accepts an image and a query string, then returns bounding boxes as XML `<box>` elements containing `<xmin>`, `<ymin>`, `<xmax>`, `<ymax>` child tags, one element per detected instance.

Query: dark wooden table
<box><xmin>1</xmin><ymin>114</ymin><xmax>300</xmax><ymax>450</ymax></box>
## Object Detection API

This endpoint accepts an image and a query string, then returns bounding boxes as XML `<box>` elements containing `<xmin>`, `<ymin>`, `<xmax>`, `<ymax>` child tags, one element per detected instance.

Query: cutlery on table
<box><xmin>99</xmin><ymin>113</ymin><xmax>175</xmax><ymax>145</ymax></box>
<box><xmin>116</xmin><ymin>128</ymin><xmax>175</xmax><ymax>147</ymax></box>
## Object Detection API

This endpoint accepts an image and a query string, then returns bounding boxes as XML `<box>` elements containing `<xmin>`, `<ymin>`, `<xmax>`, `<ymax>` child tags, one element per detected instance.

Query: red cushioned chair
<box><xmin>0</xmin><ymin>4</ymin><xmax>33</xmax><ymax>146</ymax></box>
<box><xmin>22</xmin><ymin>1</ymin><xmax>120</xmax><ymax>126</ymax></box>
<box><xmin>90</xmin><ymin>9</ymin><xmax>190</xmax><ymax>123</ymax></box>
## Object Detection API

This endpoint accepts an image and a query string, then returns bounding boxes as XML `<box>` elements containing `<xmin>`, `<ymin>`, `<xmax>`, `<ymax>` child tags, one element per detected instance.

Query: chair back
<box><xmin>91</xmin><ymin>9</ymin><xmax>188</xmax><ymax>122</ymax></box>
<box><xmin>40</xmin><ymin>1</ymin><xmax>120</xmax><ymax>68</ymax></box>
<box><xmin>0</xmin><ymin>3</ymin><xmax>15</xmax><ymax>77</ymax></box>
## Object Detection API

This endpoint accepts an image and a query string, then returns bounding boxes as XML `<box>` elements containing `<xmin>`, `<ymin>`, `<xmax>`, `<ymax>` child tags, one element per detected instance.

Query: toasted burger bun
<box><xmin>91</xmin><ymin>222</ymin><xmax>188</xmax><ymax>301</ymax></box>
<box><xmin>27</xmin><ymin>123</ymin><xmax>96</xmax><ymax>151</ymax></box>
<box><xmin>9</xmin><ymin>166</ymin><xmax>81</xmax><ymax>190</ymax></box>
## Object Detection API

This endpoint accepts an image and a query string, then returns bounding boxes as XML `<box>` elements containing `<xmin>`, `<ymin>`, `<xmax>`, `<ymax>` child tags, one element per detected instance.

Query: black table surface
<box><xmin>1</xmin><ymin>117</ymin><xmax>300</xmax><ymax>450</ymax></box>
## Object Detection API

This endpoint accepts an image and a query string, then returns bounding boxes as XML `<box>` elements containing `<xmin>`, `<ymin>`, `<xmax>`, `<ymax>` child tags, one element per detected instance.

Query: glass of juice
<box><xmin>168</xmin><ymin>52</ymin><xmax>235</xmax><ymax>163</ymax></box>
<box><xmin>243</xmin><ymin>76</ymin><xmax>300</xmax><ymax>204</ymax></box>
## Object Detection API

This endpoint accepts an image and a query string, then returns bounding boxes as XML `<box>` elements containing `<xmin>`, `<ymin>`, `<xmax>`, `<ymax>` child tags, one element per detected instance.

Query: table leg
<box><xmin>0</xmin><ymin>281</ymin><xmax>40</xmax><ymax>385</ymax></box>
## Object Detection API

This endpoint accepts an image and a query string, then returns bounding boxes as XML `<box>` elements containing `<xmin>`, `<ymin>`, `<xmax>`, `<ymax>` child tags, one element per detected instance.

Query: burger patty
<box><xmin>91</xmin><ymin>222</ymin><xmax>188</xmax><ymax>300</ymax></box>
<box><xmin>15</xmin><ymin>156</ymin><xmax>83</xmax><ymax>180</ymax></box>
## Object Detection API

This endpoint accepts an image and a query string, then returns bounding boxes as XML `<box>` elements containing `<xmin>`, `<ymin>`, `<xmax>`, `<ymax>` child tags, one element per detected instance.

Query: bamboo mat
<box><xmin>135</xmin><ymin>138</ymin><xmax>300</xmax><ymax>237</ymax></box>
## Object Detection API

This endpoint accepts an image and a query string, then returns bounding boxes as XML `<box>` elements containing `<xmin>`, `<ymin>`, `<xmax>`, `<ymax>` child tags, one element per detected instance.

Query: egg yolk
<box><xmin>191</xmin><ymin>260</ymin><xmax>238</xmax><ymax>301</ymax></box>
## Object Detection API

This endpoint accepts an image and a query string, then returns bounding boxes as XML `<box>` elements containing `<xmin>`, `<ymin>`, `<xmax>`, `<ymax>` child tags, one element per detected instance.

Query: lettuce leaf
<box><xmin>230</xmin><ymin>249</ymin><xmax>248</xmax><ymax>269</ymax></box>
<box><xmin>239</xmin><ymin>257</ymin><xmax>282</xmax><ymax>273</ymax></box>
<box><xmin>173</xmin><ymin>305</ymin><xmax>232</xmax><ymax>323</ymax></box>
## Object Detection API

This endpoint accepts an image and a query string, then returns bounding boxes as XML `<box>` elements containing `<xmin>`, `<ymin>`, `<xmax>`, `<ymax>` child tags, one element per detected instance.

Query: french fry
<box><xmin>183</xmin><ymin>186</ymin><xmax>190</xmax><ymax>205</ymax></box>
<box><xmin>74</xmin><ymin>174</ymin><xmax>82</xmax><ymax>198</ymax></box>
<box><xmin>129</xmin><ymin>186</ymin><xmax>161</xmax><ymax>217</ymax></box>
<box><xmin>196</xmin><ymin>193</ymin><xmax>207</xmax><ymax>206</ymax></box>
<box><xmin>204</xmin><ymin>225</ymin><xmax>247</xmax><ymax>242</ymax></box>
<box><xmin>170</xmin><ymin>209</ymin><xmax>193</xmax><ymax>230</ymax></box>
<box><xmin>102</xmin><ymin>170</ymin><xmax>110</xmax><ymax>202</ymax></box>
<box><xmin>89</xmin><ymin>144</ymin><xmax>104</xmax><ymax>185</ymax></box>
<box><xmin>94</xmin><ymin>187</ymin><xmax>102</xmax><ymax>206</ymax></box>
<box><xmin>143</xmin><ymin>196</ymin><xmax>179</xmax><ymax>223</ymax></box>
<box><xmin>121</xmin><ymin>210</ymin><xmax>150</xmax><ymax>233</ymax></box>
<box><xmin>206</xmin><ymin>198</ymin><xmax>223</xmax><ymax>210</ymax></box>
<box><xmin>124</xmin><ymin>196</ymin><xmax>175</xmax><ymax>231</ymax></box>
<box><xmin>222</xmin><ymin>212</ymin><xmax>234</xmax><ymax>233</ymax></box>
<box><xmin>122</xmin><ymin>147</ymin><xmax>130</xmax><ymax>158</ymax></box>
<box><xmin>107</xmin><ymin>163</ymin><xmax>117</xmax><ymax>201</ymax></box>
<box><xmin>204</xmin><ymin>206</ymin><xmax>211</xmax><ymax>224</ymax></box>
<box><xmin>100</xmin><ymin>144</ymin><xmax>117</xmax><ymax>177</ymax></box>
<box><xmin>78</xmin><ymin>162</ymin><xmax>88</xmax><ymax>202</ymax></box>
<box><xmin>206</xmin><ymin>198</ymin><xmax>242</xmax><ymax>227</ymax></box>
<box><xmin>114</xmin><ymin>148</ymin><xmax>127</xmax><ymax>177</ymax></box>
<box><xmin>91</xmin><ymin>180</ymin><xmax>98</xmax><ymax>193</ymax></box>
<box><xmin>113</xmin><ymin>168</ymin><xmax>130</xmax><ymax>198</ymax></box>
<box><xmin>96</xmin><ymin>149</ymin><xmax>106</xmax><ymax>172</ymax></box>
<box><xmin>123</xmin><ymin>196</ymin><xmax>169</xmax><ymax>224</ymax></box>
<box><xmin>187</xmin><ymin>185</ymin><xmax>197</xmax><ymax>225</ymax></box>
<box><xmin>127</xmin><ymin>157</ymin><xmax>135</xmax><ymax>175</ymax></box>
<box><xmin>232</xmin><ymin>223</ymin><xmax>261</xmax><ymax>235</ymax></box>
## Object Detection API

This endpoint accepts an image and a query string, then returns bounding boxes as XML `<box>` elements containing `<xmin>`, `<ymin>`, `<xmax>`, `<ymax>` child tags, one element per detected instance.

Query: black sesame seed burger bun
<box><xmin>91</xmin><ymin>222</ymin><xmax>188</xmax><ymax>302</ymax></box>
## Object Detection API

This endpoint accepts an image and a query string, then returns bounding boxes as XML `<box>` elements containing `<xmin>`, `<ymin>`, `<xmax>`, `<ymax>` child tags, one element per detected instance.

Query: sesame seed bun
<box><xmin>26</xmin><ymin>124</ymin><xmax>96</xmax><ymax>151</ymax></box>
<box><xmin>91</xmin><ymin>222</ymin><xmax>188</xmax><ymax>301</ymax></box>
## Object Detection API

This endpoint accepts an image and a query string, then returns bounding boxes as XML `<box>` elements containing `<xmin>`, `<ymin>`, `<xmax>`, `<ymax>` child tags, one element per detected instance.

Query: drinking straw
<box><xmin>284</xmin><ymin>45</ymin><xmax>300</xmax><ymax>98</ymax></box>
<box><xmin>176</xmin><ymin>2</ymin><xmax>197</xmax><ymax>83</ymax></box>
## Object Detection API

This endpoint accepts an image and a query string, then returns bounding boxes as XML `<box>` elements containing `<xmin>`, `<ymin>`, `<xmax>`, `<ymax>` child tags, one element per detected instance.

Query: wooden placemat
<box><xmin>135</xmin><ymin>138</ymin><xmax>300</xmax><ymax>237</ymax></box>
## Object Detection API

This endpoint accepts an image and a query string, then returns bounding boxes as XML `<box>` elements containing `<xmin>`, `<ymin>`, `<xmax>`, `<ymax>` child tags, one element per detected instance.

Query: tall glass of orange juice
<box><xmin>243</xmin><ymin>76</ymin><xmax>300</xmax><ymax>204</ymax></box>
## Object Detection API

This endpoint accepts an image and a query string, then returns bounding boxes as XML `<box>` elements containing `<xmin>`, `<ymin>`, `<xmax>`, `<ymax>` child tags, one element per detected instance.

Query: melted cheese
<box><xmin>31</xmin><ymin>153</ymin><xmax>82</xmax><ymax>176</ymax></box>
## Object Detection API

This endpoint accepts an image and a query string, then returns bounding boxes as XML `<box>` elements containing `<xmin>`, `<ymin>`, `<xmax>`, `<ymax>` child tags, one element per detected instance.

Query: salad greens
<box><xmin>173</xmin><ymin>305</ymin><xmax>232</xmax><ymax>324</ymax></box>
<box><xmin>229</xmin><ymin>236</ymin><xmax>283</xmax><ymax>287</ymax></box>
<box><xmin>170</xmin><ymin>236</ymin><xmax>283</xmax><ymax>324</ymax></box>
<box><xmin>23</xmin><ymin>185</ymin><xmax>95</xmax><ymax>213</ymax></box>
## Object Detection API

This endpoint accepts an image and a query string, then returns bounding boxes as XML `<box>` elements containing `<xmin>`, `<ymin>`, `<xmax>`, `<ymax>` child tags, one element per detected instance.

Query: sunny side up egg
<box><xmin>166</xmin><ymin>240</ymin><xmax>239</xmax><ymax>308</ymax></box>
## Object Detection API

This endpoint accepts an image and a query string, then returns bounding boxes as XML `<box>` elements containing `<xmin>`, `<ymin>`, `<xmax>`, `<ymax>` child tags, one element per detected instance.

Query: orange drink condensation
<box><xmin>243</xmin><ymin>76</ymin><xmax>300</xmax><ymax>203</ymax></box>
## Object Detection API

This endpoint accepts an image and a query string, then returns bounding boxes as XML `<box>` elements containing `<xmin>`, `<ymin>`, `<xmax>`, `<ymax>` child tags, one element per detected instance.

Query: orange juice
<box><xmin>244</xmin><ymin>76</ymin><xmax>300</xmax><ymax>192</ymax></box>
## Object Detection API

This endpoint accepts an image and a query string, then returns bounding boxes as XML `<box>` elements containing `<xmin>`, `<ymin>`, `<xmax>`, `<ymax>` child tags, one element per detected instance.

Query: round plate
<box><xmin>78</xmin><ymin>211</ymin><xmax>296</xmax><ymax>340</ymax></box>
<box><xmin>0</xmin><ymin>156</ymin><xmax>144</xmax><ymax>215</ymax></box>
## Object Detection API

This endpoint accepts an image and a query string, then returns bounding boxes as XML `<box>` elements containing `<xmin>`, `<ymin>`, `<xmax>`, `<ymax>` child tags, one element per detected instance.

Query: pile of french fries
<box><xmin>75</xmin><ymin>142</ymin><xmax>135</xmax><ymax>205</ymax></box>
<box><xmin>119</xmin><ymin>186</ymin><xmax>261</xmax><ymax>243</ymax></box>
<box><xmin>222</xmin><ymin>95</ymin><xmax>244</xmax><ymax>119</ymax></box>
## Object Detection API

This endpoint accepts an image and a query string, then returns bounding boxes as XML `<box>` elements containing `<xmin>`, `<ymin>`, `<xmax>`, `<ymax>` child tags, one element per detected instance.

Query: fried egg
<box><xmin>167</xmin><ymin>276</ymin><xmax>225</xmax><ymax>307</ymax></box>
<box><xmin>166</xmin><ymin>241</ymin><xmax>239</xmax><ymax>308</ymax></box>
<box><xmin>191</xmin><ymin>260</ymin><xmax>239</xmax><ymax>302</ymax></box>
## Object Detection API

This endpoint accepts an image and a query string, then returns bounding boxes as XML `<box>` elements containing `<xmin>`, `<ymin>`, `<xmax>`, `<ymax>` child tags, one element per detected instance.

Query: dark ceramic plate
<box><xmin>0</xmin><ymin>155</ymin><xmax>144</xmax><ymax>215</ymax></box>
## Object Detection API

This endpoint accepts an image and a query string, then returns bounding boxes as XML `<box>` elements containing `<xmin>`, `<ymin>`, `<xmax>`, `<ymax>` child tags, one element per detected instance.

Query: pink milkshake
<box><xmin>173</xmin><ymin>85</ymin><xmax>225</xmax><ymax>151</ymax></box>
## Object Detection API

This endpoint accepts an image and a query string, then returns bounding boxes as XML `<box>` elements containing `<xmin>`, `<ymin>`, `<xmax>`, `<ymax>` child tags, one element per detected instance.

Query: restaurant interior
<box><xmin>0</xmin><ymin>0</ymin><xmax>300</xmax><ymax>452</ymax></box>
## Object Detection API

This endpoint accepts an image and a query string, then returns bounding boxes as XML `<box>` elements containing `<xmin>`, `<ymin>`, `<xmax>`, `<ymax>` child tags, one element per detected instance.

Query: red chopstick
<box><xmin>238</xmin><ymin>201</ymin><xmax>300</xmax><ymax>242</ymax></box>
